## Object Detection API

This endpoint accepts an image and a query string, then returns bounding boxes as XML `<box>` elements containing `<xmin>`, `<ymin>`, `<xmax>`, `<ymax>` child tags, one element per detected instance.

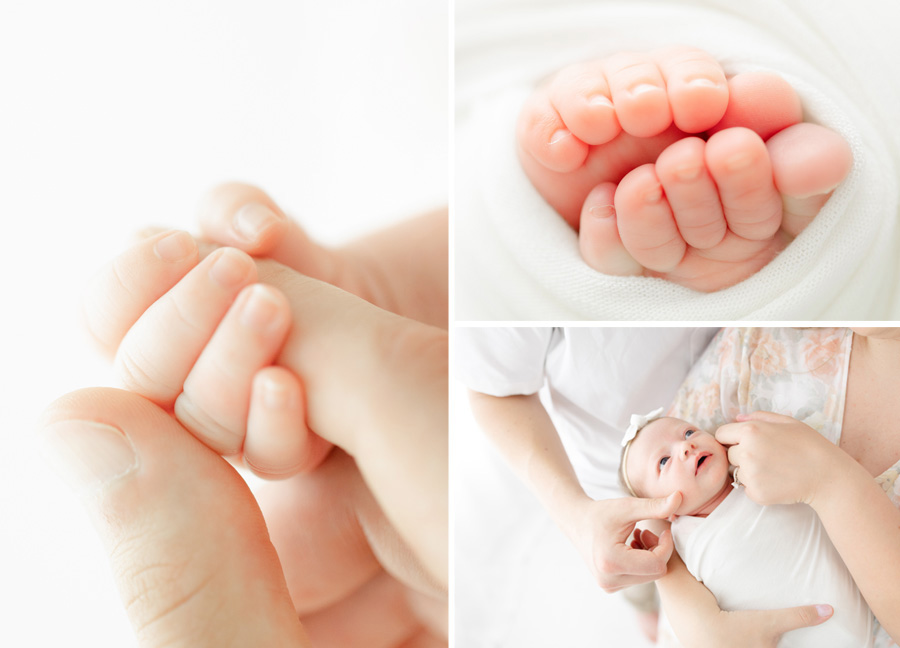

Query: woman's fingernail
<box><xmin>815</xmin><ymin>604</ymin><xmax>833</xmax><ymax>618</ymax></box>
<box><xmin>233</xmin><ymin>203</ymin><xmax>282</xmax><ymax>243</ymax></box>
<box><xmin>39</xmin><ymin>420</ymin><xmax>138</xmax><ymax>494</ymax></box>
<box><xmin>153</xmin><ymin>230</ymin><xmax>196</xmax><ymax>263</ymax></box>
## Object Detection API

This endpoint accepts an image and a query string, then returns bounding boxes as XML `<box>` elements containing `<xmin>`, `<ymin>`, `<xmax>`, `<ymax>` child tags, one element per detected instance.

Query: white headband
<box><xmin>620</xmin><ymin>407</ymin><xmax>665</xmax><ymax>497</ymax></box>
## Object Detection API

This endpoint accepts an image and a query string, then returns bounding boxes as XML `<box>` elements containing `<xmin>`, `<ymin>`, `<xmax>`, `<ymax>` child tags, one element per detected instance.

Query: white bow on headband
<box><xmin>621</xmin><ymin>407</ymin><xmax>666</xmax><ymax>447</ymax></box>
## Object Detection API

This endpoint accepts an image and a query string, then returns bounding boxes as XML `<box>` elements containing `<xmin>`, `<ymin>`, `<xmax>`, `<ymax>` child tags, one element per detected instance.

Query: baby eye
<box><xmin>685</xmin><ymin>429</ymin><xmax>696</xmax><ymax>438</ymax></box>
<box><xmin>658</xmin><ymin>456</ymin><xmax>670</xmax><ymax>470</ymax></box>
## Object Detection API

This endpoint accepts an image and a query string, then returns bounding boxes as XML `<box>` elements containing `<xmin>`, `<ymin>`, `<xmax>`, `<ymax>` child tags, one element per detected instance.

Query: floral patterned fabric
<box><xmin>667</xmin><ymin>327</ymin><xmax>898</xmax><ymax>648</ymax></box>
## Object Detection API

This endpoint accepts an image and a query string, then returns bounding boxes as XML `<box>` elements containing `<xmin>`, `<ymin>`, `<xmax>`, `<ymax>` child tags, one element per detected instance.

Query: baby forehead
<box><xmin>640</xmin><ymin>416</ymin><xmax>694</xmax><ymax>436</ymax></box>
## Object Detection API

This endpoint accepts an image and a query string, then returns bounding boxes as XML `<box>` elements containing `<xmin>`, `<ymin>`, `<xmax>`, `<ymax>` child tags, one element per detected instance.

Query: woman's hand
<box><xmin>653</xmin><ymin>547</ymin><xmax>834</xmax><ymax>648</ymax></box>
<box><xmin>714</xmin><ymin>411</ymin><xmax>847</xmax><ymax>506</ymax></box>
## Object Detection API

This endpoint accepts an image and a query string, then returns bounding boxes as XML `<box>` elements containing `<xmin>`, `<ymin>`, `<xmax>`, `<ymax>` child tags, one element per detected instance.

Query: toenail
<box><xmin>644</xmin><ymin>185</ymin><xmax>664</xmax><ymax>203</ymax></box>
<box><xmin>240</xmin><ymin>284</ymin><xmax>283</xmax><ymax>332</ymax></box>
<box><xmin>210</xmin><ymin>248</ymin><xmax>251</xmax><ymax>288</ymax></box>
<box><xmin>153</xmin><ymin>230</ymin><xmax>196</xmax><ymax>263</ymax></box>
<box><xmin>589</xmin><ymin>94</ymin><xmax>614</xmax><ymax>108</ymax></box>
<box><xmin>725</xmin><ymin>153</ymin><xmax>754</xmax><ymax>171</ymax></box>
<box><xmin>549</xmin><ymin>129</ymin><xmax>571</xmax><ymax>145</ymax></box>
<box><xmin>674</xmin><ymin>165</ymin><xmax>702</xmax><ymax>181</ymax></box>
<box><xmin>687</xmin><ymin>77</ymin><xmax>719</xmax><ymax>88</ymax></box>
<box><xmin>628</xmin><ymin>83</ymin><xmax>660</xmax><ymax>96</ymax></box>
<box><xmin>588</xmin><ymin>205</ymin><xmax>615</xmax><ymax>219</ymax></box>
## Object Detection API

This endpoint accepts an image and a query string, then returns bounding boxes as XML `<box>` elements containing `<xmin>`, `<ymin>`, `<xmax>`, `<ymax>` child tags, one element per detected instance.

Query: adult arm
<box><xmin>718</xmin><ymin>412</ymin><xmax>900</xmax><ymax>641</ymax></box>
<box><xmin>653</xmin><ymin>545</ymin><xmax>832</xmax><ymax>648</ymax></box>
<box><xmin>468</xmin><ymin>391</ymin><xmax>680</xmax><ymax>592</ymax></box>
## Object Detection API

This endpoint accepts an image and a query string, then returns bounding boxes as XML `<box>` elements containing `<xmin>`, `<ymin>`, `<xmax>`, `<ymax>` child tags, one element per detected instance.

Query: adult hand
<box><xmin>64</xmin><ymin>233</ymin><xmax>448</xmax><ymax>645</ymax></box>
<box><xmin>650</xmin><ymin>546</ymin><xmax>835</xmax><ymax>648</ymax></box>
<box><xmin>715</xmin><ymin>411</ymin><xmax>844</xmax><ymax>506</ymax></box>
<box><xmin>40</xmin><ymin>388</ymin><xmax>445</xmax><ymax>647</ymax></box>
<box><xmin>572</xmin><ymin>492</ymin><xmax>682</xmax><ymax>593</ymax></box>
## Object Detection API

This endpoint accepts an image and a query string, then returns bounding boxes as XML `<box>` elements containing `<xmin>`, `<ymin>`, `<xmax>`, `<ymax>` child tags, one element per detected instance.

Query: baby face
<box><xmin>626</xmin><ymin>417</ymin><xmax>730</xmax><ymax>516</ymax></box>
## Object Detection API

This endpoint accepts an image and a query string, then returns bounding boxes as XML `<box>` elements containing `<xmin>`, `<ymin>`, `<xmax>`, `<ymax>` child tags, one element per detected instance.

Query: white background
<box><xmin>0</xmin><ymin>1</ymin><xmax>447</xmax><ymax>645</ymax></box>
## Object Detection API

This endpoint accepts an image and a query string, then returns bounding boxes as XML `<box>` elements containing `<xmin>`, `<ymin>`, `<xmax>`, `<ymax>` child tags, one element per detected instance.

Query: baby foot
<box><xmin>518</xmin><ymin>46</ymin><xmax>741</xmax><ymax>228</ymax></box>
<box><xmin>517</xmin><ymin>47</ymin><xmax>852</xmax><ymax>291</ymax></box>
<box><xmin>579</xmin><ymin>122</ymin><xmax>852</xmax><ymax>291</ymax></box>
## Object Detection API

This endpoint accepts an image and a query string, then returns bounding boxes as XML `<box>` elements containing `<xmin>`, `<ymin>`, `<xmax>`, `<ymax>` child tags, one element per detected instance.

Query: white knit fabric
<box><xmin>456</xmin><ymin>0</ymin><xmax>900</xmax><ymax>320</ymax></box>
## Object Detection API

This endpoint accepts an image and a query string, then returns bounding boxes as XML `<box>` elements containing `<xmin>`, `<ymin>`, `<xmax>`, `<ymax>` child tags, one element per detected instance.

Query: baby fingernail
<box><xmin>210</xmin><ymin>248</ymin><xmax>252</xmax><ymax>289</ymax></box>
<box><xmin>39</xmin><ymin>420</ymin><xmax>138</xmax><ymax>494</ymax></box>
<box><xmin>240</xmin><ymin>285</ymin><xmax>283</xmax><ymax>332</ymax></box>
<box><xmin>153</xmin><ymin>230</ymin><xmax>196</xmax><ymax>263</ymax></box>
<box><xmin>233</xmin><ymin>203</ymin><xmax>283</xmax><ymax>243</ymax></box>
<box><xmin>261</xmin><ymin>374</ymin><xmax>296</xmax><ymax>410</ymax></box>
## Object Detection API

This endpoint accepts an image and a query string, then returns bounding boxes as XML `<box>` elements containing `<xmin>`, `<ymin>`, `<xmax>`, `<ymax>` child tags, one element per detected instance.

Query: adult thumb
<box><xmin>633</xmin><ymin>491</ymin><xmax>683</xmax><ymax>522</ymax></box>
<box><xmin>39</xmin><ymin>387</ymin><xmax>309</xmax><ymax>648</ymax></box>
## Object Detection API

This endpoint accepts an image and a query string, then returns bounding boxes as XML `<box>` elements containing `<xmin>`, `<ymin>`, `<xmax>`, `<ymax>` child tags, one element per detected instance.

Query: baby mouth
<box><xmin>695</xmin><ymin>454</ymin><xmax>710</xmax><ymax>475</ymax></box>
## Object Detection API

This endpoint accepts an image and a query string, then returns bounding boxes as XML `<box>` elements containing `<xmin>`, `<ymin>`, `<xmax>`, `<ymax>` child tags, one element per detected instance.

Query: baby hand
<box><xmin>83</xmin><ymin>230</ymin><xmax>330</xmax><ymax>477</ymax></box>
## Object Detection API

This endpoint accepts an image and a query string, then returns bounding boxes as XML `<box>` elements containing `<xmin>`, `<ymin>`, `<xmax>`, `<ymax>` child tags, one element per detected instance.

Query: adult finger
<box><xmin>39</xmin><ymin>387</ymin><xmax>309</xmax><ymax>647</ymax></box>
<box><xmin>196</xmin><ymin>181</ymin><xmax>339</xmax><ymax>282</ymax></box>
<box><xmin>625</xmin><ymin>491</ymin><xmax>683</xmax><ymax>523</ymax></box>
<box><xmin>256</xmin><ymin>260</ymin><xmax>448</xmax><ymax>588</ymax></box>
<box><xmin>734</xmin><ymin>411</ymin><xmax>795</xmax><ymax>424</ymax></box>
<box><xmin>82</xmin><ymin>230</ymin><xmax>199</xmax><ymax>358</ymax></box>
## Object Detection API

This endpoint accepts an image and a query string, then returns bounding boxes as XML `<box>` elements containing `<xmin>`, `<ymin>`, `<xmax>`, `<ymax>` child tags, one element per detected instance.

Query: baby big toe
<box><xmin>615</xmin><ymin>164</ymin><xmax>687</xmax><ymax>272</ymax></box>
<box><xmin>655</xmin><ymin>137</ymin><xmax>727</xmax><ymax>250</ymax></box>
<box><xmin>705</xmin><ymin>127</ymin><xmax>782</xmax><ymax>241</ymax></box>
<box><xmin>654</xmin><ymin>46</ymin><xmax>729</xmax><ymax>133</ymax></box>
<box><xmin>579</xmin><ymin>182</ymin><xmax>643</xmax><ymax>275</ymax></box>
<box><xmin>767</xmin><ymin>122</ymin><xmax>853</xmax><ymax>237</ymax></box>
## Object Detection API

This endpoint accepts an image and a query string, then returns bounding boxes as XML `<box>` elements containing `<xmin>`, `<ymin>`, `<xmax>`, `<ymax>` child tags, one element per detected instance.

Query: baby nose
<box><xmin>680</xmin><ymin>441</ymin><xmax>695</xmax><ymax>458</ymax></box>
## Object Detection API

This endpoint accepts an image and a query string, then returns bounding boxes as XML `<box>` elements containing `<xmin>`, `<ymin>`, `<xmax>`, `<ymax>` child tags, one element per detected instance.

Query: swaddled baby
<box><xmin>620</xmin><ymin>409</ymin><xmax>873</xmax><ymax>648</ymax></box>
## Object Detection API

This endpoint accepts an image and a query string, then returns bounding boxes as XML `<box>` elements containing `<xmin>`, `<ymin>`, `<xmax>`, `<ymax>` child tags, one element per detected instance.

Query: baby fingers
<box><xmin>242</xmin><ymin>366</ymin><xmax>333</xmax><ymax>479</ymax></box>
<box><xmin>174</xmin><ymin>284</ymin><xmax>291</xmax><ymax>455</ymax></box>
<box><xmin>113</xmin><ymin>245</ymin><xmax>258</xmax><ymax>407</ymax></box>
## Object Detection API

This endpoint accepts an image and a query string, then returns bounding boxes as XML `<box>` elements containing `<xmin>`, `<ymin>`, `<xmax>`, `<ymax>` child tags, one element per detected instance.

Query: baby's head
<box><xmin>620</xmin><ymin>409</ymin><xmax>731</xmax><ymax>517</ymax></box>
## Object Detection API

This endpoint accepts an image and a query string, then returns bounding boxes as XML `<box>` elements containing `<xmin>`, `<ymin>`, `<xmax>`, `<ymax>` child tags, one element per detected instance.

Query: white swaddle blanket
<box><xmin>456</xmin><ymin>0</ymin><xmax>900</xmax><ymax>320</ymax></box>
<box><xmin>672</xmin><ymin>489</ymin><xmax>873</xmax><ymax>647</ymax></box>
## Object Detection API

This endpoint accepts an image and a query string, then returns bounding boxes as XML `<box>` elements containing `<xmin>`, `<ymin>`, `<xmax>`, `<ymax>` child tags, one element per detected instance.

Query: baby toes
<box><xmin>653</xmin><ymin>46</ymin><xmax>729</xmax><ymax>134</ymax></box>
<box><xmin>579</xmin><ymin>182</ymin><xmax>642</xmax><ymax>275</ymax></box>
<box><xmin>516</xmin><ymin>89</ymin><xmax>590</xmax><ymax>173</ymax></box>
<box><xmin>603</xmin><ymin>52</ymin><xmax>672</xmax><ymax>138</ymax></box>
<box><xmin>705</xmin><ymin>127</ymin><xmax>783</xmax><ymax>242</ymax></box>
<box><xmin>614</xmin><ymin>164</ymin><xmax>687</xmax><ymax>272</ymax></box>
<box><xmin>654</xmin><ymin>136</ymin><xmax>727</xmax><ymax>250</ymax></box>
<box><xmin>548</xmin><ymin>60</ymin><xmax>622</xmax><ymax>146</ymax></box>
